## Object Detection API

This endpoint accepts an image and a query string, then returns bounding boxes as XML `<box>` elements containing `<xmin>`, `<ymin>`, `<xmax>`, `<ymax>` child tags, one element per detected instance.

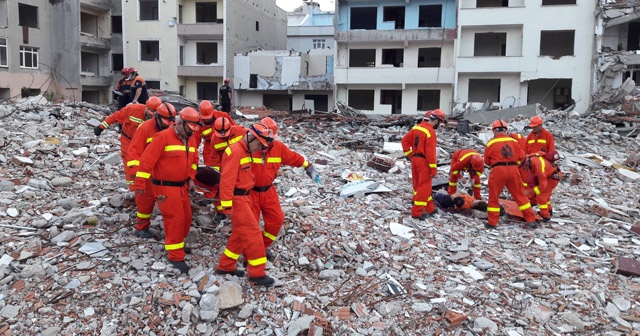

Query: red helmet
<box><xmin>214</xmin><ymin>117</ymin><xmax>232</xmax><ymax>137</ymax></box>
<box><xmin>429</xmin><ymin>109</ymin><xmax>446</xmax><ymax>123</ymax></box>
<box><xmin>156</xmin><ymin>102</ymin><xmax>176</xmax><ymax>119</ymax></box>
<box><xmin>128</xmin><ymin>67</ymin><xmax>137</xmax><ymax>73</ymax></box>
<box><xmin>179</xmin><ymin>107</ymin><xmax>201</xmax><ymax>132</ymax></box>
<box><xmin>121</xmin><ymin>67</ymin><xmax>130</xmax><ymax>75</ymax></box>
<box><xmin>224</xmin><ymin>78</ymin><xmax>230</xmax><ymax>83</ymax></box>
<box><xmin>261</xmin><ymin>117</ymin><xmax>278</xmax><ymax>138</ymax></box>
<box><xmin>529</xmin><ymin>116</ymin><xmax>543</xmax><ymax>128</ymax></box>
<box><xmin>471</xmin><ymin>154</ymin><xmax>484</xmax><ymax>172</ymax></box>
<box><xmin>543</xmin><ymin>150</ymin><xmax>561</xmax><ymax>163</ymax></box>
<box><xmin>248</xmin><ymin>123</ymin><xmax>273</xmax><ymax>147</ymax></box>
<box><xmin>146</xmin><ymin>97</ymin><xmax>162</xmax><ymax>111</ymax></box>
<box><xmin>199</xmin><ymin>100</ymin><xmax>214</xmax><ymax>120</ymax></box>
<box><xmin>492</xmin><ymin>119</ymin><xmax>507</xmax><ymax>130</ymax></box>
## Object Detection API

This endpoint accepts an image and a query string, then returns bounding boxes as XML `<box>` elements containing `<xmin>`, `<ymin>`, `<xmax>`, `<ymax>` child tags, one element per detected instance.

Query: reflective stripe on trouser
<box><xmin>536</xmin><ymin>178</ymin><xmax>559</xmax><ymax>219</ymax></box>
<box><xmin>120</xmin><ymin>139</ymin><xmax>134</xmax><ymax>191</ymax></box>
<box><xmin>152</xmin><ymin>184</ymin><xmax>192</xmax><ymax>261</ymax></box>
<box><xmin>411</xmin><ymin>159</ymin><xmax>435</xmax><ymax>217</ymax></box>
<box><xmin>447</xmin><ymin>173</ymin><xmax>459</xmax><ymax>195</ymax></box>
<box><xmin>487</xmin><ymin>166</ymin><xmax>536</xmax><ymax>226</ymax></box>
<box><xmin>134</xmin><ymin>179</ymin><xmax>155</xmax><ymax>231</ymax></box>
<box><xmin>250</xmin><ymin>187</ymin><xmax>285</xmax><ymax>249</ymax></box>
<box><xmin>217</xmin><ymin>195</ymin><xmax>267</xmax><ymax>278</ymax></box>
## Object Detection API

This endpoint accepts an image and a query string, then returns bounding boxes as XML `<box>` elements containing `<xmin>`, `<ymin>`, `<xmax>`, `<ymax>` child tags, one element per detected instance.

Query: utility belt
<box><xmin>491</xmin><ymin>162</ymin><xmax>518</xmax><ymax>168</ymax></box>
<box><xmin>412</xmin><ymin>153</ymin><xmax>426</xmax><ymax>158</ymax></box>
<box><xmin>152</xmin><ymin>179</ymin><xmax>188</xmax><ymax>187</ymax></box>
<box><xmin>234</xmin><ymin>188</ymin><xmax>251</xmax><ymax>196</ymax></box>
<box><xmin>120</xmin><ymin>130</ymin><xmax>132</xmax><ymax>140</ymax></box>
<box><xmin>252</xmin><ymin>184</ymin><xmax>272</xmax><ymax>192</ymax></box>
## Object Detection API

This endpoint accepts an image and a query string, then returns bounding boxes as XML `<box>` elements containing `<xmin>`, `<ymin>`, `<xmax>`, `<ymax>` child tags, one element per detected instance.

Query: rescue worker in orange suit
<box><xmin>525</xmin><ymin>116</ymin><xmax>556</xmax><ymax>155</ymax></box>
<box><xmin>250</xmin><ymin>117</ymin><xmax>320</xmax><ymax>259</ymax></box>
<box><xmin>401</xmin><ymin>109</ymin><xmax>446</xmax><ymax>220</ymax></box>
<box><xmin>127</xmin><ymin>102</ymin><xmax>177</xmax><ymax>238</ymax></box>
<box><xmin>94</xmin><ymin>96</ymin><xmax>161</xmax><ymax>190</ymax></box>
<box><xmin>519</xmin><ymin>150</ymin><xmax>562</xmax><ymax>222</ymax></box>
<box><xmin>193</xmin><ymin>101</ymin><xmax>237</xmax><ymax>200</ymax></box>
<box><xmin>447</xmin><ymin>149</ymin><xmax>484</xmax><ymax>200</ymax></box>
<box><xmin>114</xmin><ymin>67</ymin><xmax>133</xmax><ymax>109</ymax></box>
<box><xmin>134</xmin><ymin>107</ymin><xmax>201</xmax><ymax>273</ymax></box>
<box><xmin>128</xmin><ymin>67</ymin><xmax>149</xmax><ymax>105</ymax></box>
<box><xmin>509</xmin><ymin>131</ymin><xmax>527</xmax><ymax>150</ymax></box>
<box><xmin>485</xmin><ymin>120</ymin><xmax>538</xmax><ymax>229</ymax></box>
<box><xmin>210</xmin><ymin>117</ymin><xmax>246</xmax><ymax>214</ymax></box>
<box><xmin>216</xmin><ymin>123</ymin><xmax>276</xmax><ymax>287</ymax></box>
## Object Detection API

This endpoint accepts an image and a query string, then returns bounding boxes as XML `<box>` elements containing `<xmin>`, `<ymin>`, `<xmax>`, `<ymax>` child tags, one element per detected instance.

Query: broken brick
<box><xmin>616</xmin><ymin>257</ymin><xmax>640</xmax><ymax>277</ymax></box>
<box><xmin>444</xmin><ymin>310</ymin><xmax>467</xmax><ymax>327</ymax></box>
<box><xmin>332</xmin><ymin>307</ymin><xmax>350</xmax><ymax>321</ymax></box>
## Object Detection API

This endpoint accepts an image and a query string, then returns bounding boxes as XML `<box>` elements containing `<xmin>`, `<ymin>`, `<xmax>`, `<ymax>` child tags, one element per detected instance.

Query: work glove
<box><xmin>94</xmin><ymin>125</ymin><xmax>104</xmax><ymax>136</ymax></box>
<box><xmin>305</xmin><ymin>165</ymin><xmax>321</xmax><ymax>183</ymax></box>
<box><xmin>221</xmin><ymin>207</ymin><xmax>233</xmax><ymax>215</ymax></box>
<box><xmin>405</xmin><ymin>155</ymin><xmax>411</xmax><ymax>162</ymax></box>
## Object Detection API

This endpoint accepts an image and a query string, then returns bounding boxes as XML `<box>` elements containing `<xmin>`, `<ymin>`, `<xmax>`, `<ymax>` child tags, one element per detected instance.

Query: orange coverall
<box><xmin>251</xmin><ymin>140</ymin><xmax>310</xmax><ymax>249</ymax></box>
<box><xmin>525</xmin><ymin>128</ymin><xmax>556</xmax><ymax>154</ymax></box>
<box><xmin>401</xmin><ymin>121</ymin><xmax>438</xmax><ymax>217</ymax></box>
<box><xmin>509</xmin><ymin>133</ymin><xmax>527</xmax><ymax>150</ymax></box>
<box><xmin>210</xmin><ymin>125</ymin><xmax>246</xmax><ymax>211</ymax></box>
<box><xmin>127</xmin><ymin>119</ymin><xmax>162</xmax><ymax>231</ymax></box>
<box><xmin>217</xmin><ymin>140</ymin><xmax>268</xmax><ymax>278</ymax></box>
<box><xmin>447</xmin><ymin>149</ymin><xmax>483</xmax><ymax>199</ymax></box>
<box><xmin>99</xmin><ymin>104</ymin><xmax>147</xmax><ymax>190</ymax></box>
<box><xmin>519</xmin><ymin>154</ymin><xmax>562</xmax><ymax>220</ymax></box>
<box><xmin>193</xmin><ymin>111</ymin><xmax>238</xmax><ymax>167</ymax></box>
<box><xmin>484</xmin><ymin>134</ymin><xmax>536</xmax><ymax>227</ymax></box>
<box><xmin>133</xmin><ymin>126</ymin><xmax>198</xmax><ymax>262</ymax></box>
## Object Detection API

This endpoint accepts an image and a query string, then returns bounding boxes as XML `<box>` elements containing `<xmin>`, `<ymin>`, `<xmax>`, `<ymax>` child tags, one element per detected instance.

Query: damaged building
<box><xmin>233</xmin><ymin>49</ymin><xmax>334</xmax><ymax>112</ymax></box>
<box><xmin>0</xmin><ymin>0</ymin><xmax>120</xmax><ymax>104</ymax></box>
<box><xmin>594</xmin><ymin>0</ymin><xmax>640</xmax><ymax>115</ymax></box>
<box><xmin>455</xmin><ymin>0</ymin><xmax>595</xmax><ymax>114</ymax></box>
<box><xmin>334</xmin><ymin>0</ymin><xmax>457</xmax><ymax>115</ymax></box>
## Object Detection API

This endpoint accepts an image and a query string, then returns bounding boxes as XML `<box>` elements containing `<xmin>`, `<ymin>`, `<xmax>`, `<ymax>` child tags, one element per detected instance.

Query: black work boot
<box><xmin>525</xmin><ymin>221</ymin><xmax>539</xmax><ymax>229</ymax></box>
<box><xmin>215</xmin><ymin>269</ymin><xmax>245</xmax><ymax>277</ymax></box>
<box><xmin>134</xmin><ymin>229</ymin><xmax>153</xmax><ymax>239</ymax></box>
<box><xmin>213</xmin><ymin>213</ymin><xmax>227</xmax><ymax>223</ymax></box>
<box><xmin>412</xmin><ymin>213</ymin><xmax>430</xmax><ymax>220</ymax></box>
<box><xmin>169</xmin><ymin>260</ymin><xmax>190</xmax><ymax>273</ymax></box>
<box><xmin>249</xmin><ymin>275</ymin><xmax>275</xmax><ymax>287</ymax></box>
<box><xmin>484</xmin><ymin>223</ymin><xmax>497</xmax><ymax>230</ymax></box>
<box><xmin>265</xmin><ymin>249</ymin><xmax>275</xmax><ymax>262</ymax></box>
<box><xmin>183</xmin><ymin>246</ymin><xmax>192</xmax><ymax>254</ymax></box>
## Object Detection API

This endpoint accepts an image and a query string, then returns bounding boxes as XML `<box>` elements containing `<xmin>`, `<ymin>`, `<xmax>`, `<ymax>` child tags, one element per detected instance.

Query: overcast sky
<box><xmin>276</xmin><ymin>0</ymin><xmax>335</xmax><ymax>12</ymax></box>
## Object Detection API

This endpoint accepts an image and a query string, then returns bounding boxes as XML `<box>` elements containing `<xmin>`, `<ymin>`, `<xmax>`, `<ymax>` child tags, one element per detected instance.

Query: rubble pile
<box><xmin>0</xmin><ymin>98</ymin><xmax>639</xmax><ymax>336</ymax></box>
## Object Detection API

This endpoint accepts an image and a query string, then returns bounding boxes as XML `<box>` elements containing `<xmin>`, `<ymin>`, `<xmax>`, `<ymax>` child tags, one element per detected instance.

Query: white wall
<box><xmin>457</xmin><ymin>73</ymin><xmax>521</xmax><ymax>104</ymax></box>
<box><xmin>459</xmin><ymin>26</ymin><xmax>523</xmax><ymax>57</ymax></box>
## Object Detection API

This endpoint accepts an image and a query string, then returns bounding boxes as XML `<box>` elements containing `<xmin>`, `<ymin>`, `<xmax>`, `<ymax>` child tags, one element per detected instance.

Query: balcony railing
<box><xmin>336</xmin><ymin>28</ymin><xmax>456</xmax><ymax>43</ymax></box>
<box><xmin>177</xmin><ymin>23</ymin><xmax>223</xmax><ymax>38</ymax></box>
<box><xmin>177</xmin><ymin>65</ymin><xmax>223</xmax><ymax>77</ymax></box>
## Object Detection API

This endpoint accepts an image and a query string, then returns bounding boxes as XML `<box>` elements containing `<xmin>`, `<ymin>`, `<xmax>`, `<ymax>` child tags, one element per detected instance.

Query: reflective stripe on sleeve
<box><xmin>136</xmin><ymin>172</ymin><xmax>151</xmax><ymax>179</ymax></box>
<box><xmin>487</xmin><ymin>207</ymin><xmax>501</xmax><ymax>212</ymax></box>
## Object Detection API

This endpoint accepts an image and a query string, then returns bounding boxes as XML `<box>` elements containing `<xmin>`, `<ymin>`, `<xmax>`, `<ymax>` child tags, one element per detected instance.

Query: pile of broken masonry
<box><xmin>0</xmin><ymin>96</ymin><xmax>639</xmax><ymax>336</ymax></box>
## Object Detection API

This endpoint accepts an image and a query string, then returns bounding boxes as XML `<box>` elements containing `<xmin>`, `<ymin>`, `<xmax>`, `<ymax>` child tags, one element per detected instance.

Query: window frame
<box><xmin>139</xmin><ymin>40</ymin><xmax>160</xmax><ymax>62</ymax></box>
<box><xmin>0</xmin><ymin>37</ymin><xmax>7</xmax><ymax>67</ymax></box>
<box><xmin>19</xmin><ymin>46</ymin><xmax>38</xmax><ymax>69</ymax></box>
<box><xmin>312</xmin><ymin>39</ymin><xmax>326</xmax><ymax>49</ymax></box>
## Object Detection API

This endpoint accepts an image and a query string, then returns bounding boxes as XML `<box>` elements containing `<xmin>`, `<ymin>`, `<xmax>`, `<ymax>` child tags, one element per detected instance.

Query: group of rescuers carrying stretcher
<box><xmin>94</xmin><ymin>97</ymin><xmax>558</xmax><ymax>286</ymax></box>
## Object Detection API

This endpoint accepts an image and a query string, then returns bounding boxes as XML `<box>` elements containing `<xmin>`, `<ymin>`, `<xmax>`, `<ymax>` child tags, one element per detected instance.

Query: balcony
<box><xmin>80</xmin><ymin>74</ymin><xmax>112</xmax><ymax>87</ymax></box>
<box><xmin>334</xmin><ymin>67</ymin><xmax>454</xmax><ymax>85</ymax></box>
<box><xmin>335</xmin><ymin>28</ymin><xmax>456</xmax><ymax>43</ymax></box>
<box><xmin>80</xmin><ymin>0</ymin><xmax>110</xmax><ymax>12</ymax></box>
<box><xmin>177</xmin><ymin>23</ymin><xmax>223</xmax><ymax>39</ymax></box>
<box><xmin>177</xmin><ymin>65</ymin><xmax>223</xmax><ymax>77</ymax></box>
<box><xmin>457</xmin><ymin>56</ymin><xmax>524</xmax><ymax>73</ymax></box>
<box><xmin>80</xmin><ymin>33</ymin><xmax>111</xmax><ymax>51</ymax></box>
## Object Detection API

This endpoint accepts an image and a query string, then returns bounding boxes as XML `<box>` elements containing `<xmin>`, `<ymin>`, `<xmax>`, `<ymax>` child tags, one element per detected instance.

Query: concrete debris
<box><xmin>0</xmin><ymin>97</ymin><xmax>638</xmax><ymax>335</ymax></box>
